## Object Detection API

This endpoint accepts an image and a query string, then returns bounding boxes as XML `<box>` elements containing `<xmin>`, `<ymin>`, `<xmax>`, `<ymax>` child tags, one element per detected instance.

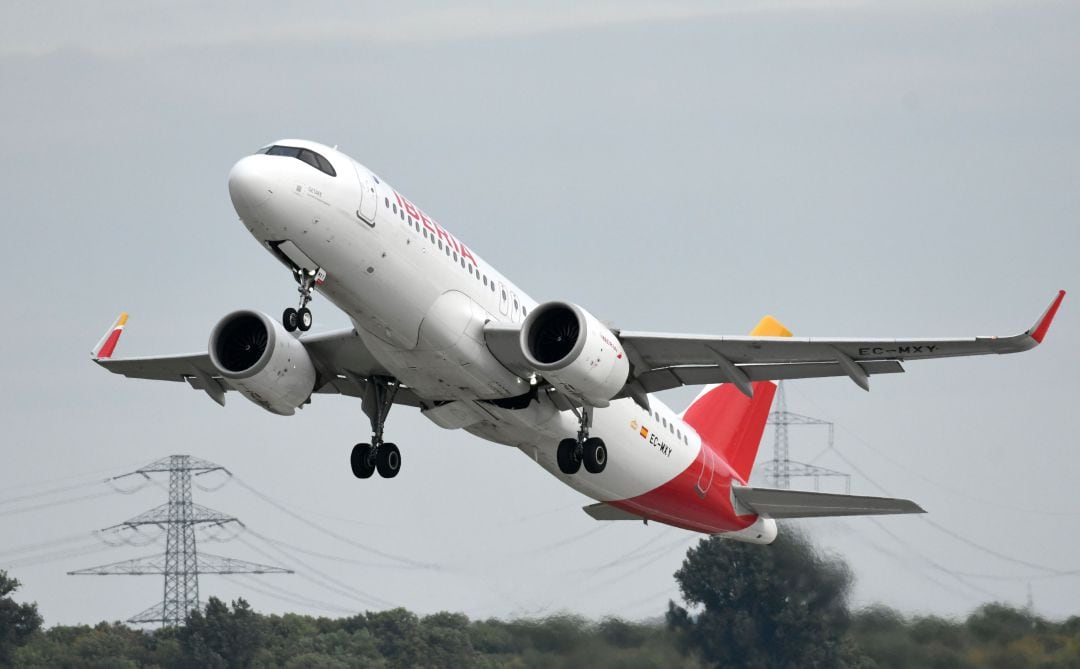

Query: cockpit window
<box><xmin>260</xmin><ymin>145</ymin><xmax>337</xmax><ymax>177</ymax></box>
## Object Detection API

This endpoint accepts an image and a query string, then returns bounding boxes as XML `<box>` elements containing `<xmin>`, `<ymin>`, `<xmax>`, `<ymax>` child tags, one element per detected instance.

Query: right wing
<box><xmin>92</xmin><ymin>317</ymin><xmax>422</xmax><ymax>407</ymax></box>
<box><xmin>617</xmin><ymin>290</ymin><xmax>1065</xmax><ymax>397</ymax></box>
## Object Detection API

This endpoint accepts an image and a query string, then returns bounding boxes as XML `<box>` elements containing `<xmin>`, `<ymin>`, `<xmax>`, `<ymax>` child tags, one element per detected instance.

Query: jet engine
<box><xmin>208</xmin><ymin>310</ymin><xmax>316</xmax><ymax>416</ymax></box>
<box><xmin>521</xmin><ymin>301</ymin><xmax>629</xmax><ymax>407</ymax></box>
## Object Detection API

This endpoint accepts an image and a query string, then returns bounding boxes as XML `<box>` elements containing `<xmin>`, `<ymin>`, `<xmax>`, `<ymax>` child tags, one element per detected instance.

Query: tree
<box><xmin>667</xmin><ymin>527</ymin><xmax>861</xmax><ymax>668</ymax></box>
<box><xmin>0</xmin><ymin>570</ymin><xmax>42</xmax><ymax>664</ymax></box>
<box><xmin>180</xmin><ymin>597</ymin><xmax>265</xmax><ymax>668</ymax></box>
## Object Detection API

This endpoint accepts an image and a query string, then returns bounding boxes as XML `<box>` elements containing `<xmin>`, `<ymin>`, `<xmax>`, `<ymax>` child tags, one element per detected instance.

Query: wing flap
<box><xmin>629</xmin><ymin>360</ymin><xmax>904</xmax><ymax>395</ymax></box>
<box><xmin>732</xmin><ymin>485</ymin><xmax>924</xmax><ymax>519</ymax></box>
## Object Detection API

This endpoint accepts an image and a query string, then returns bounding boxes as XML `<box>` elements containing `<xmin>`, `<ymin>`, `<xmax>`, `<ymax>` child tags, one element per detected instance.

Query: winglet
<box><xmin>1028</xmin><ymin>290</ymin><xmax>1065</xmax><ymax>344</ymax></box>
<box><xmin>93</xmin><ymin>313</ymin><xmax>128</xmax><ymax>359</ymax></box>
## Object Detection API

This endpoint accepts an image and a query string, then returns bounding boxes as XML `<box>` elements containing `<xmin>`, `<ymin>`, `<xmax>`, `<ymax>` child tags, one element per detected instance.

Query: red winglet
<box><xmin>1029</xmin><ymin>290</ymin><xmax>1065</xmax><ymax>344</ymax></box>
<box><xmin>94</xmin><ymin>313</ymin><xmax>128</xmax><ymax>359</ymax></box>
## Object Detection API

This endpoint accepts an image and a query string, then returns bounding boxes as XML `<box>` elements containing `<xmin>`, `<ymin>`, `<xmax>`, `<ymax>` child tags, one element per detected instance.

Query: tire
<box><xmin>376</xmin><ymin>443</ymin><xmax>401</xmax><ymax>479</ymax></box>
<box><xmin>583</xmin><ymin>437</ymin><xmax>607</xmax><ymax>474</ymax></box>
<box><xmin>350</xmin><ymin>443</ymin><xmax>375</xmax><ymax>479</ymax></box>
<box><xmin>556</xmin><ymin>438</ymin><xmax>581</xmax><ymax>475</ymax></box>
<box><xmin>298</xmin><ymin>307</ymin><xmax>313</xmax><ymax>331</ymax></box>
<box><xmin>282</xmin><ymin>308</ymin><xmax>299</xmax><ymax>332</ymax></box>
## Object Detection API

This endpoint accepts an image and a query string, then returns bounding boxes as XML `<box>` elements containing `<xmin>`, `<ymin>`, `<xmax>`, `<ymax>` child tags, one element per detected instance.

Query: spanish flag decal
<box><xmin>640</xmin><ymin>426</ymin><xmax>649</xmax><ymax>439</ymax></box>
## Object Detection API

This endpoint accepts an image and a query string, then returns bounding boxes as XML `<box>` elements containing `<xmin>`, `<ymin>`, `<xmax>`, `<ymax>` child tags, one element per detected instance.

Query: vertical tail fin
<box><xmin>682</xmin><ymin>315</ymin><xmax>792</xmax><ymax>482</ymax></box>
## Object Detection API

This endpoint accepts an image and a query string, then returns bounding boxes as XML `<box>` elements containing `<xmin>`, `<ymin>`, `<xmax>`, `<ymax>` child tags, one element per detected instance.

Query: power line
<box><xmin>237</xmin><ymin>533</ymin><xmax>395</xmax><ymax>609</ymax></box>
<box><xmin>222</xmin><ymin>574</ymin><xmax>356</xmax><ymax>616</ymax></box>
<box><xmin>0</xmin><ymin>490</ymin><xmax>117</xmax><ymax>518</ymax></box>
<box><xmin>232</xmin><ymin>477</ymin><xmax>434</xmax><ymax>570</ymax></box>
<box><xmin>788</xmin><ymin>383</ymin><xmax>1080</xmax><ymax>517</ymax></box>
<box><xmin>824</xmin><ymin>446</ymin><xmax>1069</xmax><ymax>575</ymax></box>
<box><xmin>246</xmin><ymin>530</ymin><xmax>422</xmax><ymax>571</ymax></box>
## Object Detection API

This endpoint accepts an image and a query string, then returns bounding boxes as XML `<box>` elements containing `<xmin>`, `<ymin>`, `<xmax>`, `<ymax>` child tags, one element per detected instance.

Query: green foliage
<box><xmin>0</xmin><ymin>570</ymin><xmax>42</xmax><ymax>665</ymax></box>
<box><xmin>8</xmin><ymin>553</ymin><xmax>1080</xmax><ymax>668</ymax></box>
<box><xmin>180</xmin><ymin>597</ymin><xmax>265</xmax><ymax>668</ymax></box>
<box><xmin>668</xmin><ymin>527</ymin><xmax>859</xmax><ymax>668</ymax></box>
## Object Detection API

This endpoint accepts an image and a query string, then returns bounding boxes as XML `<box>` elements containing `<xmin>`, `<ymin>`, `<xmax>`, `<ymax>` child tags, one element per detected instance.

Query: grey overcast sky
<box><xmin>1</xmin><ymin>1</ymin><xmax>1078</xmax><ymax>626</ymax></box>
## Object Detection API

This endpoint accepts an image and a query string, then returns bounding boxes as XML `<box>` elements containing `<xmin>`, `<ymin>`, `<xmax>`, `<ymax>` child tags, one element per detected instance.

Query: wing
<box><xmin>93</xmin><ymin>317</ymin><xmax>422</xmax><ymax>407</ymax></box>
<box><xmin>617</xmin><ymin>290</ymin><xmax>1065</xmax><ymax>397</ymax></box>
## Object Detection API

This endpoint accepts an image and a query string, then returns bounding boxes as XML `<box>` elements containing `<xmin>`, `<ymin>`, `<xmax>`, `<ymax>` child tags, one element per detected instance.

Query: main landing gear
<box><xmin>557</xmin><ymin>405</ymin><xmax>607</xmax><ymax>476</ymax></box>
<box><xmin>350</xmin><ymin>377</ymin><xmax>402</xmax><ymax>480</ymax></box>
<box><xmin>282</xmin><ymin>267</ymin><xmax>320</xmax><ymax>333</ymax></box>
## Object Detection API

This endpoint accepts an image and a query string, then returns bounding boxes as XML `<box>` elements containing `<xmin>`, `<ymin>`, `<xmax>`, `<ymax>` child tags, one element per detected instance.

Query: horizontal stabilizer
<box><xmin>732</xmin><ymin>485</ymin><xmax>924</xmax><ymax>519</ymax></box>
<box><xmin>583</xmin><ymin>502</ymin><xmax>645</xmax><ymax>521</ymax></box>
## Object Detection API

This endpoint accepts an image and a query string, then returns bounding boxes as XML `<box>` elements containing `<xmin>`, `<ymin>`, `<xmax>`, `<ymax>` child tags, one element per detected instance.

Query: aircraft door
<box><xmin>510</xmin><ymin>291</ymin><xmax>520</xmax><ymax>323</ymax></box>
<box><xmin>695</xmin><ymin>448</ymin><xmax>716</xmax><ymax>499</ymax></box>
<box><xmin>497</xmin><ymin>281</ymin><xmax>509</xmax><ymax>316</ymax></box>
<box><xmin>354</xmin><ymin>165</ymin><xmax>378</xmax><ymax>226</ymax></box>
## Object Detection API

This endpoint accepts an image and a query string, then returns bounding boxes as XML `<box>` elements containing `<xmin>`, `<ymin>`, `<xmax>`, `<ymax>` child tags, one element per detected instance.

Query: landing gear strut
<box><xmin>350</xmin><ymin>376</ymin><xmax>402</xmax><ymax>479</ymax></box>
<box><xmin>557</xmin><ymin>405</ymin><xmax>607</xmax><ymax>475</ymax></box>
<box><xmin>282</xmin><ymin>267</ymin><xmax>319</xmax><ymax>333</ymax></box>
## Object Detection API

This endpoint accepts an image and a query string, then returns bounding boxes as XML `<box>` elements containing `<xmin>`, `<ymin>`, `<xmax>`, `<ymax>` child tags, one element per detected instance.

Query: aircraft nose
<box><xmin>228</xmin><ymin>155</ymin><xmax>274</xmax><ymax>211</ymax></box>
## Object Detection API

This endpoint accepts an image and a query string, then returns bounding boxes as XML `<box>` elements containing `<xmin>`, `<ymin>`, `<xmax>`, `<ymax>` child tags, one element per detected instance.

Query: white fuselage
<box><xmin>227</xmin><ymin>140</ymin><xmax>707</xmax><ymax>511</ymax></box>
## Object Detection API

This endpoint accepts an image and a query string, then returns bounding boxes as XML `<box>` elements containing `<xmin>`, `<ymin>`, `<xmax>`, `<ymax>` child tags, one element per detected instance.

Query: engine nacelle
<box><xmin>521</xmin><ymin>301</ymin><xmax>629</xmax><ymax>407</ymax></box>
<box><xmin>208</xmin><ymin>310</ymin><xmax>317</xmax><ymax>416</ymax></box>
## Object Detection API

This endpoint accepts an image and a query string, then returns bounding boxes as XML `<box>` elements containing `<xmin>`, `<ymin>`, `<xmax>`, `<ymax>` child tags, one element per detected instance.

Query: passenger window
<box><xmin>445</xmin><ymin>246</ymin><xmax>451</xmax><ymax>257</ymax></box>
<box><xmin>392</xmin><ymin>203</ymin><xmax>398</xmax><ymax>214</ymax></box>
<box><xmin>437</xmin><ymin>240</ymin><xmax>443</xmax><ymax>250</ymax></box>
<box><xmin>483</xmin><ymin>276</ymin><xmax>488</xmax><ymax>286</ymax></box>
<box><xmin>453</xmin><ymin>251</ymin><xmax>459</xmax><ymax>262</ymax></box>
<box><xmin>384</xmin><ymin>197</ymin><xmax>390</xmax><ymax>208</ymax></box>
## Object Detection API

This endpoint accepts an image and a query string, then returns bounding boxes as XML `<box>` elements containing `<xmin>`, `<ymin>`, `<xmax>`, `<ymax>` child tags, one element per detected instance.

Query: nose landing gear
<box><xmin>556</xmin><ymin>405</ymin><xmax>607</xmax><ymax>475</ymax></box>
<box><xmin>282</xmin><ymin>267</ymin><xmax>323</xmax><ymax>333</ymax></box>
<box><xmin>350</xmin><ymin>377</ymin><xmax>403</xmax><ymax>480</ymax></box>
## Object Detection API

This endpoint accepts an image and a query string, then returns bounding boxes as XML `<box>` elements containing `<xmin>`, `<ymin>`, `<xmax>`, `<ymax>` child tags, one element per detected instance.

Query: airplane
<box><xmin>92</xmin><ymin>139</ymin><xmax>1065</xmax><ymax>543</ymax></box>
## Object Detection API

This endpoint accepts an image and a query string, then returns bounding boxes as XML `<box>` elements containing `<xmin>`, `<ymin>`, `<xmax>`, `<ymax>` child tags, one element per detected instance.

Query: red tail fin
<box><xmin>683</xmin><ymin>382</ymin><xmax>777</xmax><ymax>482</ymax></box>
<box><xmin>682</xmin><ymin>314</ymin><xmax>792</xmax><ymax>482</ymax></box>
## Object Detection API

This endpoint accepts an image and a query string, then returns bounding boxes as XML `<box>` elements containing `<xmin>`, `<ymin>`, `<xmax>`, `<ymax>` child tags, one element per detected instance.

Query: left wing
<box><xmin>617</xmin><ymin>290</ymin><xmax>1064</xmax><ymax>397</ymax></box>
<box><xmin>92</xmin><ymin>316</ymin><xmax>422</xmax><ymax>407</ymax></box>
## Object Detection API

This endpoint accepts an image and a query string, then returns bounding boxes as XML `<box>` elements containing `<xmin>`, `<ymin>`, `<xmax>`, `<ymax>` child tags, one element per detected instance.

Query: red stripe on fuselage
<box><xmin>608</xmin><ymin>440</ymin><xmax>756</xmax><ymax>534</ymax></box>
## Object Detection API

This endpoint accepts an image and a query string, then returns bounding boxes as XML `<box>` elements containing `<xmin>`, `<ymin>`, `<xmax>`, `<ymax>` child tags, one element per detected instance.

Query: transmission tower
<box><xmin>758</xmin><ymin>382</ymin><xmax>851</xmax><ymax>491</ymax></box>
<box><xmin>69</xmin><ymin>455</ymin><xmax>291</xmax><ymax>627</ymax></box>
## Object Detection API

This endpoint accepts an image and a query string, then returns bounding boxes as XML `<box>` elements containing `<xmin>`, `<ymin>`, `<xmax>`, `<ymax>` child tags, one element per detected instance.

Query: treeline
<box><xmin>4</xmin><ymin>530</ymin><xmax>1080</xmax><ymax>668</ymax></box>
<box><xmin>10</xmin><ymin>600</ymin><xmax>1080</xmax><ymax>668</ymax></box>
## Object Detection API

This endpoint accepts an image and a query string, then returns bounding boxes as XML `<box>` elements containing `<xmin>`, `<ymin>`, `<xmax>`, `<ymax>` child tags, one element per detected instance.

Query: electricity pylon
<box><xmin>69</xmin><ymin>455</ymin><xmax>291</xmax><ymax>626</ymax></box>
<box><xmin>758</xmin><ymin>382</ymin><xmax>851</xmax><ymax>491</ymax></box>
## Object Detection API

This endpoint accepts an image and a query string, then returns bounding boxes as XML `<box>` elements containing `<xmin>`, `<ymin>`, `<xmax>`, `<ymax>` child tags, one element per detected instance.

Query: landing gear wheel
<box><xmin>350</xmin><ymin>443</ymin><xmax>375</xmax><ymax>479</ymax></box>
<box><xmin>297</xmin><ymin>307</ymin><xmax>313</xmax><ymax>332</ymax></box>
<box><xmin>557</xmin><ymin>438</ymin><xmax>582</xmax><ymax>475</ymax></box>
<box><xmin>583</xmin><ymin>437</ymin><xmax>607</xmax><ymax>474</ymax></box>
<box><xmin>282</xmin><ymin>308</ymin><xmax>299</xmax><ymax>332</ymax></box>
<box><xmin>376</xmin><ymin>443</ymin><xmax>401</xmax><ymax>478</ymax></box>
